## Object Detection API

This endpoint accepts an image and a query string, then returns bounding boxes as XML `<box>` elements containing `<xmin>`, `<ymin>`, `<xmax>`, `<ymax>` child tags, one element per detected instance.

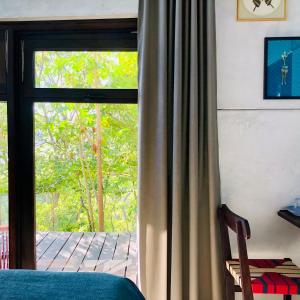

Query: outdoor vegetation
<box><xmin>0</xmin><ymin>51</ymin><xmax>138</xmax><ymax>233</ymax></box>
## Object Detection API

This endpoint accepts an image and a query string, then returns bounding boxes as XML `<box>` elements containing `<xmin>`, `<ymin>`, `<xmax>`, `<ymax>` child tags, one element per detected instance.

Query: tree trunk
<box><xmin>78</xmin><ymin>126</ymin><xmax>95</xmax><ymax>232</ymax></box>
<box><xmin>96</xmin><ymin>105</ymin><xmax>104</xmax><ymax>232</ymax></box>
<box><xmin>51</xmin><ymin>193</ymin><xmax>59</xmax><ymax>230</ymax></box>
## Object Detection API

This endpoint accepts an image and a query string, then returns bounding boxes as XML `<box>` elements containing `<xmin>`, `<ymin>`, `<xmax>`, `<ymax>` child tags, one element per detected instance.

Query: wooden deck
<box><xmin>36</xmin><ymin>232</ymin><xmax>137</xmax><ymax>283</ymax></box>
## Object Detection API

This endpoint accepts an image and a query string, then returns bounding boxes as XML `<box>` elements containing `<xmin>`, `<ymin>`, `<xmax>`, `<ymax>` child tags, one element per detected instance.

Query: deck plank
<box><xmin>114</xmin><ymin>233</ymin><xmax>130</xmax><ymax>261</ymax></box>
<box><xmin>36</xmin><ymin>232</ymin><xmax>48</xmax><ymax>246</ymax></box>
<box><xmin>63</xmin><ymin>232</ymin><xmax>95</xmax><ymax>272</ymax></box>
<box><xmin>125</xmin><ymin>233</ymin><xmax>138</xmax><ymax>283</ymax></box>
<box><xmin>78</xmin><ymin>232</ymin><xmax>106</xmax><ymax>272</ymax></box>
<box><xmin>111</xmin><ymin>233</ymin><xmax>131</xmax><ymax>276</ymax></box>
<box><xmin>37</xmin><ymin>232</ymin><xmax>71</xmax><ymax>271</ymax></box>
<box><xmin>47</xmin><ymin>232</ymin><xmax>83</xmax><ymax>271</ymax></box>
<box><xmin>34</xmin><ymin>231</ymin><xmax>137</xmax><ymax>281</ymax></box>
<box><xmin>36</xmin><ymin>232</ymin><xmax>59</xmax><ymax>260</ymax></box>
<box><xmin>95</xmin><ymin>233</ymin><xmax>118</xmax><ymax>272</ymax></box>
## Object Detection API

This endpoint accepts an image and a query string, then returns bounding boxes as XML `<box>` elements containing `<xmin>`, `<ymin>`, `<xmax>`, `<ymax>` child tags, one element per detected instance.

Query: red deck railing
<box><xmin>0</xmin><ymin>225</ymin><xmax>8</xmax><ymax>269</ymax></box>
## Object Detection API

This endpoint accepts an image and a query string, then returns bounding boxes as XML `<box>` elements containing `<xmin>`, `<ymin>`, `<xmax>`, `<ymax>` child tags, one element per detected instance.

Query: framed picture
<box><xmin>264</xmin><ymin>37</ymin><xmax>300</xmax><ymax>99</ymax></box>
<box><xmin>237</xmin><ymin>0</ymin><xmax>287</xmax><ymax>21</ymax></box>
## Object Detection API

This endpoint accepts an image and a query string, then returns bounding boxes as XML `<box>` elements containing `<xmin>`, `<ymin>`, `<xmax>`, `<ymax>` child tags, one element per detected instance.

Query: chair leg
<box><xmin>284</xmin><ymin>295</ymin><xmax>291</xmax><ymax>300</ymax></box>
<box><xmin>225</xmin><ymin>271</ymin><xmax>235</xmax><ymax>300</ymax></box>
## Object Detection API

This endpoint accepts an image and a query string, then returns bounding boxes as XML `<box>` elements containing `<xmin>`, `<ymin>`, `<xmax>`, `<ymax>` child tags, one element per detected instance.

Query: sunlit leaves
<box><xmin>34</xmin><ymin>51</ymin><xmax>138</xmax><ymax>233</ymax></box>
<box><xmin>35</xmin><ymin>51</ymin><xmax>138</xmax><ymax>89</ymax></box>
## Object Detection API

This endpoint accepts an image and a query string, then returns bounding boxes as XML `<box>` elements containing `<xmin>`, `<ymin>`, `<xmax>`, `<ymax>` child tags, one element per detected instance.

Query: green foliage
<box><xmin>35</xmin><ymin>102</ymin><xmax>138</xmax><ymax>232</ymax></box>
<box><xmin>35</xmin><ymin>51</ymin><xmax>138</xmax><ymax>89</ymax></box>
<box><xmin>0</xmin><ymin>51</ymin><xmax>138</xmax><ymax>232</ymax></box>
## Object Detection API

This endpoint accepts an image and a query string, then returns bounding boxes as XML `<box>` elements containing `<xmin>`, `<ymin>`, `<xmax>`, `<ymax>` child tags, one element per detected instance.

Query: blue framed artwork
<box><xmin>264</xmin><ymin>37</ymin><xmax>300</xmax><ymax>99</ymax></box>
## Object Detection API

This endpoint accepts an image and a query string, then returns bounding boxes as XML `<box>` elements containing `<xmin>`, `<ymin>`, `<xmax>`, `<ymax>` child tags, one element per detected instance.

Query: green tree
<box><xmin>34</xmin><ymin>51</ymin><xmax>138</xmax><ymax>232</ymax></box>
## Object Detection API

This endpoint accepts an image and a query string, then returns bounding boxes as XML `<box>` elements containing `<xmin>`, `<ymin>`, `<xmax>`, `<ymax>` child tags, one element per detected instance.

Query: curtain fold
<box><xmin>138</xmin><ymin>1</ymin><xmax>223</xmax><ymax>299</ymax></box>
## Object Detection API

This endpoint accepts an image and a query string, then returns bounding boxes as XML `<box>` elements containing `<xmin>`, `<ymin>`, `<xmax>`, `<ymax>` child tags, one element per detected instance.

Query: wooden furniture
<box><xmin>218</xmin><ymin>204</ymin><xmax>300</xmax><ymax>300</ymax></box>
<box><xmin>278</xmin><ymin>210</ymin><xmax>300</xmax><ymax>228</ymax></box>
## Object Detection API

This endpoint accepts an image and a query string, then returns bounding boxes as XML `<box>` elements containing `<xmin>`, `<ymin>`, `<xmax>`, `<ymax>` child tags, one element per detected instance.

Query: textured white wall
<box><xmin>216</xmin><ymin>0</ymin><xmax>300</xmax><ymax>109</ymax></box>
<box><xmin>216</xmin><ymin>0</ymin><xmax>300</xmax><ymax>299</ymax></box>
<box><xmin>0</xmin><ymin>0</ymin><xmax>138</xmax><ymax>21</ymax></box>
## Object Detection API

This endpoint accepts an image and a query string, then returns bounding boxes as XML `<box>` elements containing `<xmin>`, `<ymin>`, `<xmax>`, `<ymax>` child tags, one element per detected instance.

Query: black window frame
<box><xmin>23</xmin><ymin>31</ymin><xmax>137</xmax><ymax>102</ymax></box>
<box><xmin>0</xmin><ymin>30</ymin><xmax>7</xmax><ymax>96</ymax></box>
<box><xmin>0</xmin><ymin>19</ymin><xmax>138</xmax><ymax>269</ymax></box>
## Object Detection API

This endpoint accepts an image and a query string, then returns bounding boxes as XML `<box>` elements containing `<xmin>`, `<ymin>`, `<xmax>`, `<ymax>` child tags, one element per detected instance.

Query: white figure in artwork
<box><xmin>281</xmin><ymin>51</ymin><xmax>292</xmax><ymax>86</ymax></box>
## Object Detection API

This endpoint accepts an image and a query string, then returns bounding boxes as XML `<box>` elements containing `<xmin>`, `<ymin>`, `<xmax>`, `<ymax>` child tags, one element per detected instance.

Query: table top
<box><xmin>278</xmin><ymin>210</ymin><xmax>300</xmax><ymax>228</ymax></box>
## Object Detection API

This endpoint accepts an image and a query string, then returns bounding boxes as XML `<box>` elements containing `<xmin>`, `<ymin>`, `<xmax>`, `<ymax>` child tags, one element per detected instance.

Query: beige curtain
<box><xmin>138</xmin><ymin>0</ymin><xmax>224</xmax><ymax>299</ymax></box>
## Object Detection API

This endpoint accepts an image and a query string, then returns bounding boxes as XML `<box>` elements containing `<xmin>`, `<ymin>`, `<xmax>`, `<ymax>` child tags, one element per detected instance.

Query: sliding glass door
<box><xmin>34</xmin><ymin>103</ymin><xmax>137</xmax><ymax>277</ymax></box>
<box><xmin>20</xmin><ymin>30</ymin><xmax>138</xmax><ymax>279</ymax></box>
<box><xmin>0</xmin><ymin>20</ymin><xmax>138</xmax><ymax>273</ymax></box>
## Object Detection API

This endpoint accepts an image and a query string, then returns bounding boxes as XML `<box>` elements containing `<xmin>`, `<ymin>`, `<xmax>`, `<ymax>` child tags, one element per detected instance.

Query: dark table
<box><xmin>278</xmin><ymin>210</ymin><xmax>300</xmax><ymax>228</ymax></box>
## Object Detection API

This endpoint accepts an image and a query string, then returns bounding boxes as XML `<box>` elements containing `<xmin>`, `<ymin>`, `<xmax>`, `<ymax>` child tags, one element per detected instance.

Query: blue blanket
<box><xmin>0</xmin><ymin>270</ymin><xmax>145</xmax><ymax>300</ymax></box>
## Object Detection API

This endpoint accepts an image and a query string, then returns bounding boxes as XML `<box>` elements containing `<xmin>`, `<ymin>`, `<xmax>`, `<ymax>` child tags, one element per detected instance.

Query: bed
<box><xmin>0</xmin><ymin>270</ymin><xmax>145</xmax><ymax>300</ymax></box>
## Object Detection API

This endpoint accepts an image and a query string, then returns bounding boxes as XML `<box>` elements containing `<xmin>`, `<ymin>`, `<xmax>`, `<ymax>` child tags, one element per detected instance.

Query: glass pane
<box><xmin>35</xmin><ymin>103</ymin><xmax>138</xmax><ymax>278</ymax></box>
<box><xmin>0</xmin><ymin>102</ymin><xmax>8</xmax><ymax>269</ymax></box>
<box><xmin>35</xmin><ymin>51</ymin><xmax>138</xmax><ymax>89</ymax></box>
<box><xmin>0</xmin><ymin>32</ymin><xmax>6</xmax><ymax>92</ymax></box>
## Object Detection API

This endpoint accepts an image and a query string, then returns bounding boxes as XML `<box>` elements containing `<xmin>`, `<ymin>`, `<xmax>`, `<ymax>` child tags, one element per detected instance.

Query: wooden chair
<box><xmin>218</xmin><ymin>204</ymin><xmax>300</xmax><ymax>300</ymax></box>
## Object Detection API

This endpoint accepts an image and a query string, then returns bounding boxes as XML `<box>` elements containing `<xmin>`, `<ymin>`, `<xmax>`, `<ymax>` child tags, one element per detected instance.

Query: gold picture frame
<box><xmin>237</xmin><ymin>0</ymin><xmax>287</xmax><ymax>21</ymax></box>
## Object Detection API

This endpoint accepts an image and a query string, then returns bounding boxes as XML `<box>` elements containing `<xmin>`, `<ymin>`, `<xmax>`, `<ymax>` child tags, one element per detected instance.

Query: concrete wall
<box><xmin>0</xmin><ymin>0</ymin><xmax>138</xmax><ymax>21</ymax></box>
<box><xmin>216</xmin><ymin>0</ymin><xmax>300</xmax><ymax>299</ymax></box>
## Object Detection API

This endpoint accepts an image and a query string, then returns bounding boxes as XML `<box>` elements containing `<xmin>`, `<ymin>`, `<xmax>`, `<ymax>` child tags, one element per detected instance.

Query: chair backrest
<box><xmin>218</xmin><ymin>204</ymin><xmax>254</xmax><ymax>300</ymax></box>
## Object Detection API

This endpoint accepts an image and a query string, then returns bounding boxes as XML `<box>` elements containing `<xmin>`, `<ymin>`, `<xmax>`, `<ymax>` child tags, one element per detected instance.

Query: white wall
<box><xmin>216</xmin><ymin>0</ymin><xmax>300</xmax><ymax>299</ymax></box>
<box><xmin>0</xmin><ymin>0</ymin><xmax>138</xmax><ymax>21</ymax></box>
